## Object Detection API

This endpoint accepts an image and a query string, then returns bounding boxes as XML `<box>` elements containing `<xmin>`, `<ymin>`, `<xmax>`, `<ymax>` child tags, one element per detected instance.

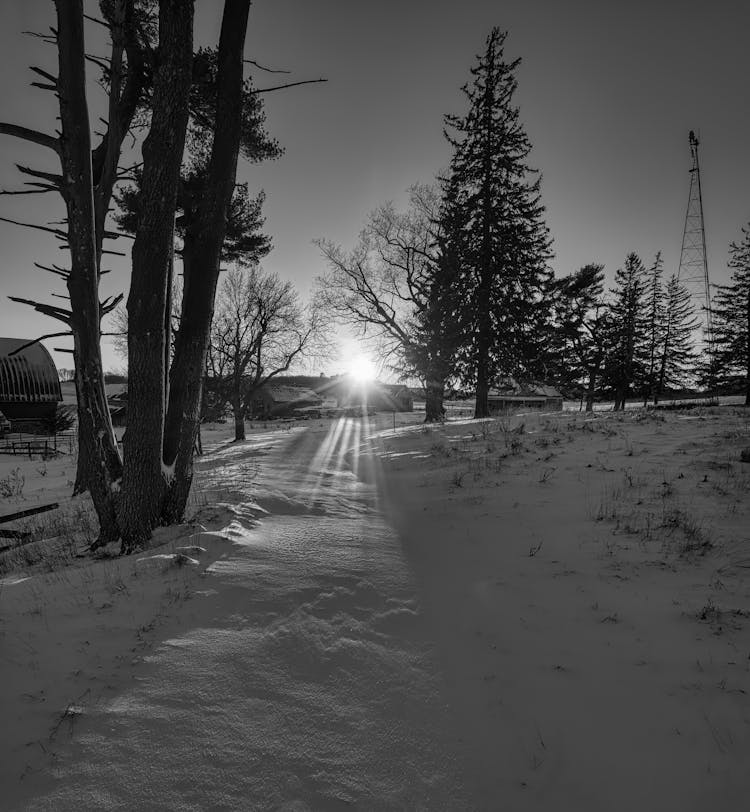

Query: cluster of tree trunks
<box><xmin>1</xmin><ymin>0</ymin><xmax>254</xmax><ymax>552</ymax></box>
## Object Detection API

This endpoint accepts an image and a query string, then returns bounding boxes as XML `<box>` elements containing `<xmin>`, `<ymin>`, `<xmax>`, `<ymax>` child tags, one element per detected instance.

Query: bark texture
<box><xmin>56</xmin><ymin>0</ymin><xmax>122</xmax><ymax>544</ymax></box>
<box><xmin>161</xmin><ymin>0</ymin><xmax>252</xmax><ymax>524</ymax></box>
<box><xmin>424</xmin><ymin>378</ymin><xmax>446</xmax><ymax>423</ymax></box>
<box><xmin>119</xmin><ymin>0</ymin><xmax>194</xmax><ymax>550</ymax></box>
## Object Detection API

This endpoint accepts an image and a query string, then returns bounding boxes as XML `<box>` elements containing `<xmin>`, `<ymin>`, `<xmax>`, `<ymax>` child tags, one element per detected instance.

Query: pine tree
<box><xmin>551</xmin><ymin>263</ymin><xmax>605</xmax><ymax>403</ymax></box>
<box><xmin>654</xmin><ymin>274</ymin><xmax>698</xmax><ymax>403</ymax></box>
<box><xmin>605</xmin><ymin>252</ymin><xmax>648</xmax><ymax>410</ymax></box>
<box><xmin>404</xmin><ymin>176</ymin><xmax>468</xmax><ymax>421</ymax></box>
<box><xmin>641</xmin><ymin>252</ymin><xmax>666</xmax><ymax>405</ymax></box>
<box><xmin>711</xmin><ymin>224</ymin><xmax>750</xmax><ymax>404</ymax></box>
<box><xmin>444</xmin><ymin>28</ymin><xmax>552</xmax><ymax>418</ymax></box>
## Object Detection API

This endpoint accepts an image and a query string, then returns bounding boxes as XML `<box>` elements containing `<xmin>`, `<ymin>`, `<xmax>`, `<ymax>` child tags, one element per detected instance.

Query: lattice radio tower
<box><xmin>677</xmin><ymin>131</ymin><xmax>713</xmax><ymax>354</ymax></box>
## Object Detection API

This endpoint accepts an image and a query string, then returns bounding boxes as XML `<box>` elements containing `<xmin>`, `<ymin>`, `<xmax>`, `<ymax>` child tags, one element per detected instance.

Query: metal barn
<box><xmin>0</xmin><ymin>338</ymin><xmax>62</xmax><ymax>422</ymax></box>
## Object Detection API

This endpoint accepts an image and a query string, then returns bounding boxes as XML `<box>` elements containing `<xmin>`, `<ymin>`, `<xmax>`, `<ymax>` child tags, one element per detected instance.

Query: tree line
<box><xmin>318</xmin><ymin>28</ymin><xmax>750</xmax><ymax>420</ymax></box>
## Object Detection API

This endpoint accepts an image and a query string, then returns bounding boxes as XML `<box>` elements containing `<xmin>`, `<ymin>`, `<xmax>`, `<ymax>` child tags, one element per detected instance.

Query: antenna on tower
<box><xmin>676</xmin><ymin>130</ymin><xmax>714</xmax><ymax>369</ymax></box>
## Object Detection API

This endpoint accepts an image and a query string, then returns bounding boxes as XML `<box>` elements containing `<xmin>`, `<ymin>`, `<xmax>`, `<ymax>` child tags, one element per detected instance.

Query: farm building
<box><xmin>250</xmin><ymin>385</ymin><xmax>324</xmax><ymax>419</ymax></box>
<box><xmin>257</xmin><ymin>376</ymin><xmax>415</xmax><ymax>413</ymax></box>
<box><xmin>0</xmin><ymin>338</ymin><xmax>62</xmax><ymax>423</ymax></box>
<box><xmin>487</xmin><ymin>381</ymin><xmax>563</xmax><ymax>412</ymax></box>
<box><xmin>363</xmin><ymin>383</ymin><xmax>414</xmax><ymax>412</ymax></box>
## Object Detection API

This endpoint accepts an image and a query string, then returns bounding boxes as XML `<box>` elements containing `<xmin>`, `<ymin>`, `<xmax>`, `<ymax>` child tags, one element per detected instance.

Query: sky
<box><xmin>1</xmin><ymin>0</ymin><xmax>749</xmax><ymax>375</ymax></box>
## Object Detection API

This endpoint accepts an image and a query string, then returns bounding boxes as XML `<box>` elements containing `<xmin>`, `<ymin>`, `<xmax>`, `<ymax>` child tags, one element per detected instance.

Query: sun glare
<box><xmin>348</xmin><ymin>355</ymin><xmax>376</xmax><ymax>383</ymax></box>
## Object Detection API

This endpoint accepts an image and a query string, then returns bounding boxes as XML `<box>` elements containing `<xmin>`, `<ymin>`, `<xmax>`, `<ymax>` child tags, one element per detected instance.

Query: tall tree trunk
<box><xmin>67</xmin><ymin>0</ymin><xmax>144</xmax><ymax>500</ymax></box>
<box><xmin>118</xmin><ymin>0</ymin><xmax>194</xmax><ymax>552</ymax></box>
<box><xmin>56</xmin><ymin>0</ymin><xmax>122</xmax><ymax>545</ymax></box>
<box><xmin>474</xmin><ymin>334</ymin><xmax>491</xmax><ymax>419</ymax></box>
<box><xmin>473</xmin><ymin>274</ymin><xmax>493</xmax><ymax>419</ymax></box>
<box><xmin>233</xmin><ymin>397</ymin><xmax>247</xmax><ymax>441</ymax></box>
<box><xmin>584</xmin><ymin>355</ymin><xmax>602</xmax><ymax>413</ymax></box>
<box><xmin>424</xmin><ymin>375</ymin><xmax>446</xmax><ymax>422</ymax></box>
<box><xmin>161</xmin><ymin>0</ymin><xmax>252</xmax><ymax>524</ymax></box>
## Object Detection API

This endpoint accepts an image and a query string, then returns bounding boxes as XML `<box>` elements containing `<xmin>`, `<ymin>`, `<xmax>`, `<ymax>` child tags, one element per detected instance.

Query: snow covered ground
<box><xmin>1</xmin><ymin>407</ymin><xmax>749</xmax><ymax>810</ymax></box>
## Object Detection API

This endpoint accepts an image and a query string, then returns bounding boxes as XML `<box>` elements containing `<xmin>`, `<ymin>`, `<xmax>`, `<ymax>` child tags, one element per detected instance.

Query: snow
<box><xmin>1</xmin><ymin>407</ymin><xmax>749</xmax><ymax>809</ymax></box>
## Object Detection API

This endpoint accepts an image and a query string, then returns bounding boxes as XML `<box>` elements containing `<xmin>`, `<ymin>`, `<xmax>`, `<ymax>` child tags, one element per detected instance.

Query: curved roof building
<box><xmin>0</xmin><ymin>338</ymin><xmax>62</xmax><ymax>420</ymax></box>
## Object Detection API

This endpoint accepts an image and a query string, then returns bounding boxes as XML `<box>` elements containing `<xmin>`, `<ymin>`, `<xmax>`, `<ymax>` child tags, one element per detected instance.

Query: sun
<box><xmin>348</xmin><ymin>354</ymin><xmax>377</xmax><ymax>383</ymax></box>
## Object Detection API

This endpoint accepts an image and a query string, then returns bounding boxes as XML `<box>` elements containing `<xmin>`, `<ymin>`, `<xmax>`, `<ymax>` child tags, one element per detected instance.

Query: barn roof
<box><xmin>264</xmin><ymin>385</ymin><xmax>322</xmax><ymax>404</ymax></box>
<box><xmin>0</xmin><ymin>338</ymin><xmax>62</xmax><ymax>404</ymax></box>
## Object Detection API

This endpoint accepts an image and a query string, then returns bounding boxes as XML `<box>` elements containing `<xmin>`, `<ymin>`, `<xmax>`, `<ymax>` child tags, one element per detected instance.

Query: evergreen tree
<box><xmin>642</xmin><ymin>252</ymin><xmax>666</xmax><ymax>405</ymax></box>
<box><xmin>605</xmin><ymin>252</ymin><xmax>648</xmax><ymax>410</ymax></box>
<box><xmin>654</xmin><ymin>274</ymin><xmax>698</xmax><ymax>403</ymax></box>
<box><xmin>550</xmin><ymin>263</ymin><xmax>605</xmax><ymax>403</ymax></box>
<box><xmin>443</xmin><ymin>27</ymin><xmax>552</xmax><ymax>418</ymax></box>
<box><xmin>404</xmin><ymin>176</ymin><xmax>468</xmax><ymax>421</ymax></box>
<box><xmin>711</xmin><ymin>224</ymin><xmax>750</xmax><ymax>404</ymax></box>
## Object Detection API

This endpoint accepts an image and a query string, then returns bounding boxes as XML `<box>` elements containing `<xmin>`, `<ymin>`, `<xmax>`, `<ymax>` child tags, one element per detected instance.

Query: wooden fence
<box><xmin>0</xmin><ymin>431</ymin><xmax>77</xmax><ymax>458</ymax></box>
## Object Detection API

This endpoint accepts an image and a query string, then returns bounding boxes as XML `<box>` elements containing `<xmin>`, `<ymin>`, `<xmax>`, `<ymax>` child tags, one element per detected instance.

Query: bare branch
<box><xmin>16</xmin><ymin>164</ymin><xmax>63</xmax><ymax>185</ymax></box>
<box><xmin>83</xmin><ymin>13</ymin><xmax>109</xmax><ymax>29</ymax></box>
<box><xmin>100</xmin><ymin>293</ymin><xmax>124</xmax><ymax>316</ymax></box>
<box><xmin>243</xmin><ymin>59</ymin><xmax>291</xmax><ymax>74</ymax></box>
<box><xmin>7</xmin><ymin>333</ymin><xmax>72</xmax><ymax>356</ymax></box>
<box><xmin>22</xmin><ymin>30</ymin><xmax>57</xmax><ymax>45</ymax></box>
<box><xmin>30</xmin><ymin>66</ymin><xmax>58</xmax><ymax>85</ymax></box>
<box><xmin>0</xmin><ymin>215</ymin><xmax>67</xmax><ymax>240</ymax></box>
<box><xmin>254</xmin><ymin>78</ymin><xmax>327</xmax><ymax>94</ymax></box>
<box><xmin>34</xmin><ymin>261</ymin><xmax>70</xmax><ymax>277</ymax></box>
<box><xmin>103</xmin><ymin>228</ymin><xmax>134</xmax><ymax>241</ymax></box>
<box><xmin>85</xmin><ymin>53</ymin><xmax>111</xmax><ymax>73</ymax></box>
<box><xmin>0</xmin><ymin>123</ymin><xmax>60</xmax><ymax>154</ymax></box>
<box><xmin>0</xmin><ymin>187</ymin><xmax>56</xmax><ymax>196</ymax></box>
<box><xmin>8</xmin><ymin>296</ymin><xmax>72</xmax><ymax>325</ymax></box>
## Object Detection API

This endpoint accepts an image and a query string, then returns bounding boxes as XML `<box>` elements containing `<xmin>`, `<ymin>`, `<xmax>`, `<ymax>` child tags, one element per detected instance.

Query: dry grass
<box><xmin>0</xmin><ymin>499</ymin><xmax>99</xmax><ymax>576</ymax></box>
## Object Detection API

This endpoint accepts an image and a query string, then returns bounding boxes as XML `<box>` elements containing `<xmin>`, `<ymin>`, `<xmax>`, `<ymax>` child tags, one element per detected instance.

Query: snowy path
<box><xmin>21</xmin><ymin>421</ymin><xmax>470</xmax><ymax>811</ymax></box>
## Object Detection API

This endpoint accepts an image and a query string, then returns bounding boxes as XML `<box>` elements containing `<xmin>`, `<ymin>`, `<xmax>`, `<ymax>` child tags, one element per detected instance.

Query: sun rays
<box><xmin>304</xmin><ymin>413</ymin><xmax>380</xmax><ymax>507</ymax></box>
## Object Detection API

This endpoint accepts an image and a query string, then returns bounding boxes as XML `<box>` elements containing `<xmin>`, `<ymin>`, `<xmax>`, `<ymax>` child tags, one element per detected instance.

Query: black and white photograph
<box><xmin>1</xmin><ymin>1</ymin><xmax>749</xmax><ymax>809</ymax></box>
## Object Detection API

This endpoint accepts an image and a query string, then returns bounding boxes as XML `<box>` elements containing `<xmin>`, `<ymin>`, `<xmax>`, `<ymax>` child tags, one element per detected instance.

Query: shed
<box><xmin>0</xmin><ymin>338</ymin><xmax>62</xmax><ymax>422</ymax></box>
<box><xmin>487</xmin><ymin>381</ymin><xmax>563</xmax><ymax>412</ymax></box>
<box><xmin>251</xmin><ymin>385</ymin><xmax>324</xmax><ymax>419</ymax></box>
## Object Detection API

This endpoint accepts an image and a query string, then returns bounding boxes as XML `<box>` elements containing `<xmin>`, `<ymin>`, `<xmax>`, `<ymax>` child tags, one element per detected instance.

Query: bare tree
<box><xmin>317</xmin><ymin>184</ymin><xmax>464</xmax><ymax>420</ymax></box>
<box><xmin>207</xmin><ymin>265</ymin><xmax>327</xmax><ymax>440</ymax></box>
<box><xmin>317</xmin><ymin>186</ymin><xmax>436</xmax><ymax>360</ymax></box>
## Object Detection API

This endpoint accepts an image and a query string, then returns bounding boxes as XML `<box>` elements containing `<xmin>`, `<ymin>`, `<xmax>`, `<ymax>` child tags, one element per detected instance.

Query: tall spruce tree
<box><xmin>443</xmin><ymin>27</ymin><xmax>552</xmax><ymax>418</ymax></box>
<box><xmin>711</xmin><ymin>224</ymin><xmax>750</xmax><ymax>404</ymax></box>
<box><xmin>654</xmin><ymin>274</ymin><xmax>698</xmax><ymax>403</ymax></box>
<box><xmin>606</xmin><ymin>252</ymin><xmax>648</xmax><ymax>410</ymax></box>
<box><xmin>404</xmin><ymin>177</ymin><xmax>467</xmax><ymax>421</ymax></box>
<box><xmin>642</xmin><ymin>252</ymin><xmax>666</xmax><ymax>405</ymax></box>
<box><xmin>551</xmin><ymin>263</ymin><xmax>607</xmax><ymax>407</ymax></box>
